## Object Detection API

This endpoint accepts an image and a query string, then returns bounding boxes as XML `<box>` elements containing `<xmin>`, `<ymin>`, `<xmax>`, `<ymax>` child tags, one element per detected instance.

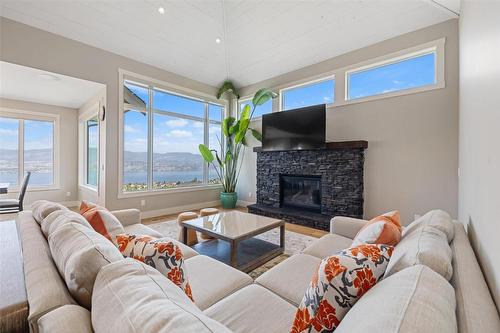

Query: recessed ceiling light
<box><xmin>215</xmin><ymin>38</ymin><xmax>221</xmax><ymax>44</ymax></box>
<box><xmin>38</xmin><ymin>73</ymin><xmax>60</xmax><ymax>81</ymax></box>
<box><xmin>158</xmin><ymin>7</ymin><xmax>165</xmax><ymax>14</ymax></box>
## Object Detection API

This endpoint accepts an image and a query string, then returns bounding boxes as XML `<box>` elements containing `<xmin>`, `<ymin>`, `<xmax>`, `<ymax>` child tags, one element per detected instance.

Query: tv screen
<box><xmin>262</xmin><ymin>104</ymin><xmax>326</xmax><ymax>151</ymax></box>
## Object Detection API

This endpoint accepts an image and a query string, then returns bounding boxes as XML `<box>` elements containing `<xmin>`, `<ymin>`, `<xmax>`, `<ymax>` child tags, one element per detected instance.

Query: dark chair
<box><xmin>0</xmin><ymin>172</ymin><xmax>31</xmax><ymax>214</ymax></box>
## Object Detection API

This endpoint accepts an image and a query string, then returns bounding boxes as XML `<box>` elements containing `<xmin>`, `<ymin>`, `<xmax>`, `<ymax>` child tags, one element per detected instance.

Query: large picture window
<box><xmin>0</xmin><ymin>114</ymin><xmax>57</xmax><ymax>188</ymax></box>
<box><xmin>121</xmin><ymin>79</ymin><xmax>223</xmax><ymax>193</ymax></box>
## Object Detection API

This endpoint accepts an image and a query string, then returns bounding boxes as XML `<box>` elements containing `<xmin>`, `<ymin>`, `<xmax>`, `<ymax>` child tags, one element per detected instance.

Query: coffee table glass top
<box><xmin>182</xmin><ymin>211</ymin><xmax>283</xmax><ymax>240</ymax></box>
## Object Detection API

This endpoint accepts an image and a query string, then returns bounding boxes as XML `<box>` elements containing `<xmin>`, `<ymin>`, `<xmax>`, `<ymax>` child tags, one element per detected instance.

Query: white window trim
<box><xmin>241</xmin><ymin>38</ymin><xmax>446</xmax><ymax>114</ymax></box>
<box><xmin>0</xmin><ymin>107</ymin><xmax>60</xmax><ymax>192</ymax></box>
<box><xmin>78</xmin><ymin>106</ymin><xmax>99</xmax><ymax>192</ymax></box>
<box><xmin>279</xmin><ymin>75</ymin><xmax>336</xmax><ymax>111</ymax></box>
<box><xmin>118</xmin><ymin>69</ymin><xmax>226</xmax><ymax>199</ymax></box>
<box><xmin>340</xmin><ymin>38</ymin><xmax>446</xmax><ymax>106</ymax></box>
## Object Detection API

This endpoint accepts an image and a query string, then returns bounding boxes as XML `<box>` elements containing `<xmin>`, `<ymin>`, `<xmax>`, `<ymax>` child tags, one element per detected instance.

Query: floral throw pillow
<box><xmin>291</xmin><ymin>244</ymin><xmax>393</xmax><ymax>333</ymax></box>
<box><xmin>115</xmin><ymin>234</ymin><xmax>194</xmax><ymax>302</ymax></box>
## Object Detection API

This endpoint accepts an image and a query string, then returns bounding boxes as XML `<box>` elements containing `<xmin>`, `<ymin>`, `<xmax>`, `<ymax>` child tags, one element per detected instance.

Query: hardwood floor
<box><xmin>1</xmin><ymin>205</ymin><xmax>328</xmax><ymax>238</ymax></box>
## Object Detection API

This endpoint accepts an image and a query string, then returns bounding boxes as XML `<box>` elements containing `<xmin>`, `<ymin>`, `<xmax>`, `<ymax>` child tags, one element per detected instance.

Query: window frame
<box><xmin>236</xmin><ymin>97</ymin><xmax>274</xmax><ymax>120</ymax></box>
<box><xmin>0</xmin><ymin>108</ymin><xmax>60</xmax><ymax>192</ymax></box>
<box><xmin>118</xmin><ymin>70</ymin><xmax>225</xmax><ymax>198</ymax></box>
<box><xmin>342</xmin><ymin>38</ymin><xmax>445</xmax><ymax>105</ymax></box>
<box><xmin>279</xmin><ymin>75</ymin><xmax>335</xmax><ymax>111</ymax></box>
<box><xmin>82</xmin><ymin>116</ymin><xmax>99</xmax><ymax>189</ymax></box>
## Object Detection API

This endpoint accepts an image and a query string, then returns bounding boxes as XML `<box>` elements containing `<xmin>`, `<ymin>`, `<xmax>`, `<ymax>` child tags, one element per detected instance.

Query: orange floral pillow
<box><xmin>80</xmin><ymin>206</ymin><xmax>124</xmax><ymax>242</ymax></box>
<box><xmin>291</xmin><ymin>244</ymin><xmax>393</xmax><ymax>333</ymax></box>
<box><xmin>115</xmin><ymin>234</ymin><xmax>194</xmax><ymax>302</ymax></box>
<box><xmin>351</xmin><ymin>210</ymin><xmax>402</xmax><ymax>247</ymax></box>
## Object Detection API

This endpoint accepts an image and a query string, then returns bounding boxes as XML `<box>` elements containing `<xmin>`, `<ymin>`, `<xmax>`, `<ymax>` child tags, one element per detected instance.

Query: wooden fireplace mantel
<box><xmin>252</xmin><ymin>140</ymin><xmax>368</xmax><ymax>153</ymax></box>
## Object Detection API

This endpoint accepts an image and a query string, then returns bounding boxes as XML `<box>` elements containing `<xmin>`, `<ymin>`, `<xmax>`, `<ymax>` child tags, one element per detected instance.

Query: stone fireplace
<box><xmin>248</xmin><ymin>141</ymin><xmax>368</xmax><ymax>230</ymax></box>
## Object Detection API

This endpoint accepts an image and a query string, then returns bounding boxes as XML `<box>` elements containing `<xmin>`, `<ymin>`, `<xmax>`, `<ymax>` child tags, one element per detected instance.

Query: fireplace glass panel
<box><xmin>280</xmin><ymin>175</ymin><xmax>321</xmax><ymax>212</ymax></box>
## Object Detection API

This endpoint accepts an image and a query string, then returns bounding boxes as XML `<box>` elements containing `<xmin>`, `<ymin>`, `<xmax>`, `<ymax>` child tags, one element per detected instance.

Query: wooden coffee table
<box><xmin>181</xmin><ymin>211</ymin><xmax>285</xmax><ymax>273</ymax></box>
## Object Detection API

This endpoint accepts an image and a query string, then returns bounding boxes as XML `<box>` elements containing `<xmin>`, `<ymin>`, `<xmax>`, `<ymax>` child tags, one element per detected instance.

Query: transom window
<box><xmin>122</xmin><ymin>80</ymin><xmax>223</xmax><ymax>193</ymax></box>
<box><xmin>346</xmin><ymin>49</ymin><xmax>437</xmax><ymax>100</ymax></box>
<box><xmin>0</xmin><ymin>113</ymin><xmax>57</xmax><ymax>188</ymax></box>
<box><xmin>281</xmin><ymin>78</ymin><xmax>334</xmax><ymax>111</ymax></box>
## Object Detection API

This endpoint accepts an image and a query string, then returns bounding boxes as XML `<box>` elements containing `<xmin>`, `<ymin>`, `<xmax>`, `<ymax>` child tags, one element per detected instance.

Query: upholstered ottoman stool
<box><xmin>199</xmin><ymin>208</ymin><xmax>219</xmax><ymax>240</ymax></box>
<box><xmin>177</xmin><ymin>211</ymin><xmax>199</xmax><ymax>246</ymax></box>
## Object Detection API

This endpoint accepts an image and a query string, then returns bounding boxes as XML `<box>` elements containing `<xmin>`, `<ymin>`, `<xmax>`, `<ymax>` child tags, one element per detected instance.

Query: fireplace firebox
<box><xmin>280</xmin><ymin>175</ymin><xmax>321</xmax><ymax>212</ymax></box>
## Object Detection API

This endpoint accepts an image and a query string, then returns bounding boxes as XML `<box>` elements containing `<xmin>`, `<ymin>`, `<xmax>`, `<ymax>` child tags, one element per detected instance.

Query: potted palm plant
<box><xmin>199</xmin><ymin>81</ymin><xmax>277</xmax><ymax>208</ymax></box>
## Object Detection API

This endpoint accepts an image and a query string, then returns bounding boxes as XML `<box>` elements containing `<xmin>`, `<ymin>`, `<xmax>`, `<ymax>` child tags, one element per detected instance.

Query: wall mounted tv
<box><xmin>262</xmin><ymin>104</ymin><xmax>326</xmax><ymax>151</ymax></box>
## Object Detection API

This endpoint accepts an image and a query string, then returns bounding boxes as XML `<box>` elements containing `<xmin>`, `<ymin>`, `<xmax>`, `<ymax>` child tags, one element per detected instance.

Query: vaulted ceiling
<box><xmin>0</xmin><ymin>0</ymin><xmax>458</xmax><ymax>87</ymax></box>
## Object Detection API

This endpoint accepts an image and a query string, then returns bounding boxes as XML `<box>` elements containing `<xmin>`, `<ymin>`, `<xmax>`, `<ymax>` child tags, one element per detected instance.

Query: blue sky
<box><xmin>348</xmin><ymin>53</ymin><xmax>435</xmax><ymax>99</ymax></box>
<box><xmin>283</xmin><ymin>79</ymin><xmax>334</xmax><ymax>110</ymax></box>
<box><xmin>124</xmin><ymin>82</ymin><xmax>223</xmax><ymax>155</ymax></box>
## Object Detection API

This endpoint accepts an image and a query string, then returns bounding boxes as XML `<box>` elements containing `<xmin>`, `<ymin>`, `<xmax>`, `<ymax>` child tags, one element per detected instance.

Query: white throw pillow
<box><xmin>41</xmin><ymin>210</ymin><xmax>92</xmax><ymax>238</ymax></box>
<box><xmin>385</xmin><ymin>224</ymin><xmax>453</xmax><ymax>280</ymax></box>
<box><xmin>403</xmin><ymin>209</ymin><xmax>454</xmax><ymax>243</ymax></box>
<box><xmin>32</xmin><ymin>200</ymin><xmax>68</xmax><ymax>224</ymax></box>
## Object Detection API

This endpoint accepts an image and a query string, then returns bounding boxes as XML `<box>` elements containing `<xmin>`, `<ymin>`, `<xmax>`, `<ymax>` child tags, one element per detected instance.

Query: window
<box><xmin>0</xmin><ymin>114</ymin><xmax>57</xmax><ymax>188</ymax></box>
<box><xmin>346</xmin><ymin>50</ymin><xmax>436</xmax><ymax>100</ymax></box>
<box><xmin>238</xmin><ymin>98</ymin><xmax>273</xmax><ymax>119</ymax></box>
<box><xmin>85</xmin><ymin>118</ymin><xmax>99</xmax><ymax>187</ymax></box>
<box><xmin>281</xmin><ymin>78</ymin><xmax>334</xmax><ymax>111</ymax></box>
<box><xmin>121</xmin><ymin>79</ymin><xmax>223</xmax><ymax>193</ymax></box>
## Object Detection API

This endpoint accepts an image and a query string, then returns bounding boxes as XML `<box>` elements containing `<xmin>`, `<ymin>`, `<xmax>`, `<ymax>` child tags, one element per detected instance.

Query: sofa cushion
<box><xmin>291</xmin><ymin>244</ymin><xmax>393</xmax><ymax>333</ymax></box>
<box><xmin>31</xmin><ymin>200</ymin><xmax>68</xmax><ymax>224</ymax></box>
<box><xmin>92</xmin><ymin>258</ymin><xmax>231</xmax><ymax>333</ymax></box>
<box><xmin>81</xmin><ymin>207</ymin><xmax>125</xmax><ymax>241</ymax></box>
<box><xmin>16</xmin><ymin>211</ymin><xmax>75</xmax><ymax>333</ymax></box>
<box><xmin>48</xmin><ymin>222</ymin><xmax>124</xmax><ymax>308</ymax></box>
<box><xmin>385</xmin><ymin>224</ymin><xmax>453</xmax><ymax>280</ymax></box>
<box><xmin>205</xmin><ymin>284</ymin><xmax>296</xmax><ymax>333</ymax></box>
<box><xmin>403</xmin><ymin>209</ymin><xmax>454</xmax><ymax>243</ymax></box>
<box><xmin>38</xmin><ymin>305</ymin><xmax>92</xmax><ymax>333</ymax></box>
<box><xmin>255</xmin><ymin>253</ymin><xmax>321</xmax><ymax>306</ymax></box>
<box><xmin>41</xmin><ymin>210</ymin><xmax>92</xmax><ymax>238</ymax></box>
<box><xmin>302</xmin><ymin>234</ymin><xmax>352</xmax><ymax>259</ymax></box>
<box><xmin>185</xmin><ymin>255</ymin><xmax>252</xmax><ymax>310</ymax></box>
<box><xmin>124</xmin><ymin>223</ymin><xmax>198</xmax><ymax>259</ymax></box>
<box><xmin>335</xmin><ymin>265</ymin><xmax>456</xmax><ymax>333</ymax></box>
<box><xmin>450</xmin><ymin>223</ymin><xmax>500</xmax><ymax>333</ymax></box>
<box><xmin>116</xmin><ymin>234</ymin><xmax>194</xmax><ymax>301</ymax></box>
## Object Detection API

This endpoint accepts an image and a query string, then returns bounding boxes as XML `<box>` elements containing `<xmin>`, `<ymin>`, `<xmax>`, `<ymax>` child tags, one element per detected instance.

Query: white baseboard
<box><xmin>236</xmin><ymin>200</ymin><xmax>255</xmax><ymax>207</ymax></box>
<box><xmin>140</xmin><ymin>200</ymin><xmax>221</xmax><ymax>219</ymax></box>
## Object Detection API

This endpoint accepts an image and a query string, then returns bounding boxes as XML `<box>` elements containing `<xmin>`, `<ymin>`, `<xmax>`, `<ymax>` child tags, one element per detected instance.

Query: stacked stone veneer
<box><xmin>250</xmin><ymin>146</ymin><xmax>366</xmax><ymax>229</ymax></box>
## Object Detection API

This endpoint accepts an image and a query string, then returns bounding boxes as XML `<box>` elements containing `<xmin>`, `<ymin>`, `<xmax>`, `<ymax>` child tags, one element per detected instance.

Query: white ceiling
<box><xmin>0</xmin><ymin>0</ymin><xmax>458</xmax><ymax>88</ymax></box>
<box><xmin>0</xmin><ymin>61</ymin><xmax>105</xmax><ymax>109</ymax></box>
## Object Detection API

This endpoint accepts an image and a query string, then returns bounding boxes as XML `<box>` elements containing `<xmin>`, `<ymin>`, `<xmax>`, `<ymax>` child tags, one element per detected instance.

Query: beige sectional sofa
<box><xmin>15</xmin><ymin>204</ymin><xmax>500</xmax><ymax>333</ymax></box>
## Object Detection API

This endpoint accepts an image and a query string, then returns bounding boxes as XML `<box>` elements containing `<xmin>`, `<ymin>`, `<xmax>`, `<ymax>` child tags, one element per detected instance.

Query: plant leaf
<box><xmin>252</xmin><ymin>88</ymin><xmax>277</xmax><ymax>106</ymax></box>
<box><xmin>241</xmin><ymin>136</ymin><xmax>248</xmax><ymax>146</ymax></box>
<box><xmin>250</xmin><ymin>128</ymin><xmax>262</xmax><ymax>142</ymax></box>
<box><xmin>229</xmin><ymin>120</ymin><xmax>240</xmax><ymax>135</ymax></box>
<box><xmin>222</xmin><ymin>117</ymin><xmax>235</xmax><ymax>137</ymax></box>
<box><xmin>198</xmin><ymin>144</ymin><xmax>214</xmax><ymax>162</ymax></box>
<box><xmin>225</xmin><ymin>151</ymin><xmax>232</xmax><ymax>163</ymax></box>
<box><xmin>234</xmin><ymin>128</ymin><xmax>246</xmax><ymax>144</ymax></box>
<box><xmin>240</xmin><ymin>104</ymin><xmax>251</xmax><ymax>120</ymax></box>
<box><xmin>237</xmin><ymin>119</ymin><xmax>250</xmax><ymax>139</ymax></box>
<box><xmin>216</xmin><ymin>80</ymin><xmax>240</xmax><ymax>99</ymax></box>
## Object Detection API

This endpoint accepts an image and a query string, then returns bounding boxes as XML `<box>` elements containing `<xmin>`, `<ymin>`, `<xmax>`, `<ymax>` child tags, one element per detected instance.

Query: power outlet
<box><xmin>140</xmin><ymin>199</ymin><xmax>146</xmax><ymax>207</ymax></box>
<box><xmin>248</xmin><ymin>192</ymin><xmax>253</xmax><ymax>198</ymax></box>
<box><xmin>66</xmin><ymin>191</ymin><xmax>71</xmax><ymax>197</ymax></box>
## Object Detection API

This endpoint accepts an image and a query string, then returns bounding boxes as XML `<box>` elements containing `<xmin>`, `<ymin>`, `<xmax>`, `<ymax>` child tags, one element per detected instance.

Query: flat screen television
<box><xmin>262</xmin><ymin>104</ymin><xmax>326</xmax><ymax>151</ymax></box>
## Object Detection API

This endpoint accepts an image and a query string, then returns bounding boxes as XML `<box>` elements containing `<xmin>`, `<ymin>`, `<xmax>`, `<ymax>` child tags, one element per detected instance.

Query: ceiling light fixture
<box><xmin>158</xmin><ymin>7</ymin><xmax>165</xmax><ymax>14</ymax></box>
<box><xmin>38</xmin><ymin>73</ymin><xmax>60</xmax><ymax>81</ymax></box>
<box><xmin>215</xmin><ymin>38</ymin><xmax>221</xmax><ymax>44</ymax></box>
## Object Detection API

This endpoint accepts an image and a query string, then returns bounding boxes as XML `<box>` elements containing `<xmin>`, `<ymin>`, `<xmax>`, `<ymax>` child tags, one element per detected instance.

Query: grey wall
<box><xmin>0</xmin><ymin>17</ymin><xmax>221</xmax><ymax>213</ymax></box>
<box><xmin>0</xmin><ymin>98</ymin><xmax>78</xmax><ymax>206</ymax></box>
<box><xmin>459</xmin><ymin>0</ymin><xmax>500</xmax><ymax>310</ymax></box>
<box><xmin>237</xmin><ymin>19</ymin><xmax>459</xmax><ymax>225</ymax></box>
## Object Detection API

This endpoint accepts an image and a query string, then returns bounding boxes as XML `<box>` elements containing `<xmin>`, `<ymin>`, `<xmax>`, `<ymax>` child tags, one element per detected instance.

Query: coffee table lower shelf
<box><xmin>191</xmin><ymin>238</ymin><xmax>284</xmax><ymax>273</ymax></box>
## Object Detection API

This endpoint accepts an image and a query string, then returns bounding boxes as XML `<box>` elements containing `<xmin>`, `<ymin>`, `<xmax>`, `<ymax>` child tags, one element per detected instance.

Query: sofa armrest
<box><xmin>330</xmin><ymin>216</ymin><xmax>368</xmax><ymax>239</ymax></box>
<box><xmin>111</xmin><ymin>209</ymin><xmax>141</xmax><ymax>227</ymax></box>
